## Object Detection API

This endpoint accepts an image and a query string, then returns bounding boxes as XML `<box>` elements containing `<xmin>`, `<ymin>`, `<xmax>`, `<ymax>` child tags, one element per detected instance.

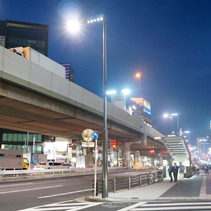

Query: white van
<box><xmin>33</xmin><ymin>162</ymin><xmax>69</xmax><ymax>170</ymax></box>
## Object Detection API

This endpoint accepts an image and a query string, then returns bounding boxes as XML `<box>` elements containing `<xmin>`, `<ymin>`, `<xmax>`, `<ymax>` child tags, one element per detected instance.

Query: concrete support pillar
<box><xmin>135</xmin><ymin>151</ymin><xmax>140</xmax><ymax>166</ymax></box>
<box><xmin>142</xmin><ymin>133</ymin><xmax>147</xmax><ymax>145</ymax></box>
<box><xmin>0</xmin><ymin>128</ymin><xmax>3</xmax><ymax>148</ymax></box>
<box><xmin>159</xmin><ymin>152</ymin><xmax>163</xmax><ymax>166</ymax></box>
<box><xmin>123</xmin><ymin>142</ymin><xmax>132</xmax><ymax>168</ymax></box>
<box><xmin>151</xmin><ymin>157</ymin><xmax>155</xmax><ymax>166</ymax></box>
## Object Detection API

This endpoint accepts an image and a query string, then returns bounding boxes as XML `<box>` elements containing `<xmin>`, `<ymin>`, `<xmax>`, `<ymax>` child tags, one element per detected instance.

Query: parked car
<box><xmin>33</xmin><ymin>162</ymin><xmax>70</xmax><ymax>170</ymax></box>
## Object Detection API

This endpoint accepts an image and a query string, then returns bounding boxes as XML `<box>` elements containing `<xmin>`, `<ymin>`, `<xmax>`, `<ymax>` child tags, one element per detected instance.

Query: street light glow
<box><xmin>163</xmin><ymin>113</ymin><xmax>169</xmax><ymax>118</ymax></box>
<box><xmin>121</xmin><ymin>89</ymin><xmax>130</xmax><ymax>95</ymax></box>
<box><xmin>67</xmin><ymin>19</ymin><xmax>81</xmax><ymax>34</ymax></box>
<box><xmin>171</xmin><ymin>113</ymin><xmax>178</xmax><ymax>116</ymax></box>
<box><xmin>184</xmin><ymin>131</ymin><xmax>190</xmax><ymax>134</ymax></box>
<box><xmin>106</xmin><ymin>90</ymin><xmax>116</xmax><ymax>95</ymax></box>
<box><xmin>136</xmin><ymin>73</ymin><xmax>141</xmax><ymax>78</ymax></box>
<box><xmin>87</xmin><ymin>17</ymin><xmax>103</xmax><ymax>24</ymax></box>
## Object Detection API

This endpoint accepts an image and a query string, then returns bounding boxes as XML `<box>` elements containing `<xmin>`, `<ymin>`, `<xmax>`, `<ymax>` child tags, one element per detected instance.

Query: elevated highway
<box><xmin>0</xmin><ymin>46</ymin><xmax>165</xmax><ymax>151</ymax></box>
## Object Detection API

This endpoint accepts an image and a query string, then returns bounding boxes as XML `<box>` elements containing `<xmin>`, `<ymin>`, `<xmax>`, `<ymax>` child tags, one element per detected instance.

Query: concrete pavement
<box><xmin>84</xmin><ymin>173</ymin><xmax>211</xmax><ymax>202</ymax></box>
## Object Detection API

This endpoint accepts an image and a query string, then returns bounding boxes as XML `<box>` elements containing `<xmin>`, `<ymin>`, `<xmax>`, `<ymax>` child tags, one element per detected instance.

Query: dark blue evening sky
<box><xmin>1</xmin><ymin>0</ymin><xmax>211</xmax><ymax>144</ymax></box>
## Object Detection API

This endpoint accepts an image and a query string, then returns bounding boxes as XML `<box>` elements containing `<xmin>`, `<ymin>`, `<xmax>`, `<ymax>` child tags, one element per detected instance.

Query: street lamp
<box><xmin>184</xmin><ymin>131</ymin><xmax>190</xmax><ymax>144</ymax></box>
<box><xmin>171</xmin><ymin>113</ymin><xmax>179</xmax><ymax>135</ymax></box>
<box><xmin>67</xmin><ymin>15</ymin><xmax>108</xmax><ymax>198</ymax></box>
<box><xmin>88</xmin><ymin>15</ymin><xmax>108</xmax><ymax>198</ymax></box>
<box><xmin>163</xmin><ymin>113</ymin><xmax>180</xmax><ymax>135</ymax></box>
<box><xmin>135</xmin><ymin>72</ymin><xmax>141</xmax><ymax>95</ymax></box>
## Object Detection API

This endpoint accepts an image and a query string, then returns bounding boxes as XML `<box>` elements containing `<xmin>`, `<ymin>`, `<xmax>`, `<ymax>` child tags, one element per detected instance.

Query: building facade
<box><xmin>0</xmin><ymin>19</ymin><xmax>49</xmax><ymax>56</ymax></box>
<box><xmin>61</xmin><ymin>64</ymin><xmax>75</xmax><ymax>83</ymax></box>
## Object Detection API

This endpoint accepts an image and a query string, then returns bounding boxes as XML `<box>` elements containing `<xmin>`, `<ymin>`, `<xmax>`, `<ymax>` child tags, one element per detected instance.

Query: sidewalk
<box><xmin>85</xmin><ymin>174</ymin><xmax>211</xmax><ymax>202</ymax></box>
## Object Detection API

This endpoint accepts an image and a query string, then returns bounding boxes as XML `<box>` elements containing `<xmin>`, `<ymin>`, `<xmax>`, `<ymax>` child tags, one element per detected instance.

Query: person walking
<box><xmin>168</xmin><ymin>161</ymin><xmax>173</xmax><ymax>182</ymax></box>
<box><xmin>204</xmin><ymin>164</ymin><xmax>209</xmax><ymax>175</ymax></box>
<box><xmin>172</xmin><ymin>163</ymin><xmax>179</xmax><ymax>183</ymax></box>
<box><xmin>179</xmin><ymin>162</ymin><xmax>185</xmax><ymax>182</ymax></box>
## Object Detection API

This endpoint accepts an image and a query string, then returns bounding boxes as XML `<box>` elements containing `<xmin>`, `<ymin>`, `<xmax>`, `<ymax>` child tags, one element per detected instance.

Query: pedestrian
<box><xmin>192</xmin><ymin>164</ymin><xmax>196</xmax><ymax>174</ymax></box>
<box><xmin>204</xmin><ymin>164</ymin><xmax>209</xmax><ymax>175</ymax></box>
<box><xmin>172</xmin><ymin>163</ymin><xmax>179</xmax><ymax>183</ymax></box>
<box><xmin>179</xmin><ymin>162</ymin><xmax>185</xmax><ymax>182</ymax></box>
<box><xmin>168</xmin><ymin>161</ymin><xmax>173</xmax><ymax>182</ymax></box>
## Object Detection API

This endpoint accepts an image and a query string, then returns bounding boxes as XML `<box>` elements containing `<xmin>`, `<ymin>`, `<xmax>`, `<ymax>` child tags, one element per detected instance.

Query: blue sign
<box><xmin>93</xmin><ymin>131</ymin><xmax>99</xmax><ymax>139</ymax></box>
<box><xmin>144</xmin><ymin>108</ymin><xmax>151</xmax><ymax>116</ymax></box>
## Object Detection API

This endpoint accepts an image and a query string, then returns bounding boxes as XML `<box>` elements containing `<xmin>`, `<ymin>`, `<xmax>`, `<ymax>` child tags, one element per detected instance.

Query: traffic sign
<box><xmin>82</xmin><ymin>129</ymin><xmax>94</xmax><ymax>142</ymax></box>
<box><xmin>82</xmin><ymin>142</ymin><xmax>94</xmax><ymax>147</ymax></box>
<box><xmin>93</xmin><ymin>131</ymin><xmax>98</xmax><ymax>139</ymax></box>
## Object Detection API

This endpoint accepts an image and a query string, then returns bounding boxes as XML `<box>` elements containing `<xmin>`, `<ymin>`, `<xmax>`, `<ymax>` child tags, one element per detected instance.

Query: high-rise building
<box><xmin>130</xmin><ymin>98</ymin><xmax>152</xmax><ymax>126</ymax></box>
<box><xmin>0</xmin><ymin>19</ymin><xmax>49</xmax><ymax>56</ymax></box>
<box><xmin>61</xmin><ymin>64</ymin><xmax>75</xmax><ymax>83</ymax></box>
<box><xmin>0</xmin><ymin>19</ymin><xmax>49</xmax><ymax>150</ymax></box>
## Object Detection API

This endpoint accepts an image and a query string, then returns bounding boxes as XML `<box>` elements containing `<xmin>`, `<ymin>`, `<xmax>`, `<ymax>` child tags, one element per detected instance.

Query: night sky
<box><xmin>1</xmin><ymin>0</ymin><xmax>211</xmax><ymax>144</ymax></box>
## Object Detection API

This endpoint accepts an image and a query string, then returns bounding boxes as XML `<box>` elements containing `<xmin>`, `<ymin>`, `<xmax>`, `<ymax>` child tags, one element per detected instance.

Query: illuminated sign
<box><xmin>131</xmin><ymin>98</ymin><xmax>151</xmax><ymax>111</ymax></box>
<box><xmin>144</xmin><ymin>108</ymin><xmax>151</xmax><ymax>116</ymax></box>
<box><xmin>143</xmin><ymin>100</ymin><xmax>151</xmax><ymax>111</ymax></box>
<box><xmin>131</xmin><ymin>98</ymin><xmax>143</xmax><ymax>104</ymax></box>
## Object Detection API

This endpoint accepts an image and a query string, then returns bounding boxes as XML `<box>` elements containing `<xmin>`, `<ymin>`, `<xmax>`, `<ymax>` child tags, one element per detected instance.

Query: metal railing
<box><xmin>0</xmin><ymin>167</ymin><xmax>128</xmax><ymax>178</ymax></box>
<box><xmin>93</xmin><ymin>170</ymin><xmax>164</xmax><ymax>196</ymax></box>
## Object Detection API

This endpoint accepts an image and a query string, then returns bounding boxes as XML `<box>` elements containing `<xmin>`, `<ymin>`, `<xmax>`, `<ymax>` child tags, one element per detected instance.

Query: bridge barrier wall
<box><xmin>0</xmin><ymin>46</ymin><xmax>163</xmax><ymax>139</ymax></box>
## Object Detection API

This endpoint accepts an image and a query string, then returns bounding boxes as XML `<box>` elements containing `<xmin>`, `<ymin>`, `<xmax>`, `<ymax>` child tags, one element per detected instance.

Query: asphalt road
<box><xmin>1</xmin><ymin>170</ymin><xmax>211</xmax><ymax>211</ymax></box>
<box><xmin>0</xmin><ymin>170</ymin><xmax>146</xmax><ymax>211</ymax></box>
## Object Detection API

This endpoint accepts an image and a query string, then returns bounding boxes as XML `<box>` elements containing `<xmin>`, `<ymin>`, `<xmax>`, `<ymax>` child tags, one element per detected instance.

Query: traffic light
<box><xmin>149</xmin><ymin>150</ymin><xmax>154</xmax><ymax>154</ymax></box>
<box><xmin>112</xmin><ymin>144</ymin><xmax>117</xmax><ymax>149</ymax></box>
<box><xmin>68</xmin><ymin>143</ymin><xmax>74</xmax><ymax>147</ymax></box>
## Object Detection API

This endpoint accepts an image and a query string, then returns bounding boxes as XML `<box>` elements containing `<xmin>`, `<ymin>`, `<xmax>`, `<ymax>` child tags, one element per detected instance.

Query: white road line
<box><xmin>0</xmin><ymin>185</ymin><xmax>63</xmax><ymax>194</ymax></box>
<box><xmin>132</xmin><ymin>206</ymin><xmax>211</xmax><ymax>210</ymax></box>
<box><xmin>65</xmin><ymin>202</ymin><xmax>103</xmax><ymax>211</ymax></box>
<box><xmin>200</xmin><ymin>176</ymin><xmax>206</xmax><ymax>198</ymax></box>
<box><xmin>17</xmin><ymin>200</ymin><xmax>102</xmax><ymax>211</ymax></box>
<box><xmin>117</xmin><ymin>202</ymin><xmax>147</xmax><ymax>211</ymax></box>
<box><xmin>17</xmin><ymin>200</ymin><xmax>74</xmax><ymax>211</ymax></box>
<box><xmin>142</xmin><ymin>202</ymin><xmax>211</xmax><ymax>207</ymax></box>
<box><xmin>38</xmin><ymin>188</ymin><xmax>92</xmax><ymax>198</ymax></box>
<box><xmin>0</xmin><ymin>182</ymin><xmax>33</xmax><ymax>187</ymax></box>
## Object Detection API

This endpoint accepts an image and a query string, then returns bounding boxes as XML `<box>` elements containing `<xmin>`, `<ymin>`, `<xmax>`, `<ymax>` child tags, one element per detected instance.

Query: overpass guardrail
<box><xmin>93</xmin><ymin>170</ymin><xmax>164</xmax><ymax>196</ymax></box>
<box><xmin>0</xmin><ymin>167</ymin><xmax>128</xmax><ymax>178</ymax></box>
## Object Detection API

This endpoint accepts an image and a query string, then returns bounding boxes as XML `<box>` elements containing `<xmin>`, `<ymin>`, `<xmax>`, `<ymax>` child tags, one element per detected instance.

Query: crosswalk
<box><xmin>129</xmin><ymin>201</ymin><xmax>211</xmax><ymax>211</ymax></box>
<box><xmin>18</xmin><ymin>200</ymin><xmax>103</xmax><ymax>211</ymax></box>
<box><xmin>18</xmin><ymin>201</ymin><xmax>211</xmax><ymax>211</ymax></box>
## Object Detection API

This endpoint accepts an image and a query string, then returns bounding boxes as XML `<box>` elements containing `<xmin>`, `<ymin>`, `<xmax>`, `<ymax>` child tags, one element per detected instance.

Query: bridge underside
<box><xmin>0</xmin><ymin>80</ymin><xmax>166</xmax><ymax>150</ymax></box>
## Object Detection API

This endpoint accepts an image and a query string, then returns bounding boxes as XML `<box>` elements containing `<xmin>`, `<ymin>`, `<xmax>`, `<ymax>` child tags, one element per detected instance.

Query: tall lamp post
<box><xmin>87</xmin><ymin>16</ymin><xmax>108</xmax><ymax>198</ymax></box>
<box><xmin>171</xmin><ymin>113</ymin><xmax>179</xmax><ymax>136</ymax></box>
<box><xmin>163</xmin><ymin>113</ymin><xmax>180</xmax><ymax>135</ymax></box>
<box><xmin>68</xmin><ymin>15</ymin><xmax>108</xmax><ymax>198</ymax></box>
<box><xmin>184</xmin><ymin>131</ymin><xmax>190</xmax><ymax>144</ymax></box>
<box><xmin>135</xmin><ymin>73</ymin><xmax>141</xmax><ymax>95</ymax></box>
<box><xmin>102</xmin><ymin>16</ymin><xmax>108</xmax><ymax>198</ymax></box>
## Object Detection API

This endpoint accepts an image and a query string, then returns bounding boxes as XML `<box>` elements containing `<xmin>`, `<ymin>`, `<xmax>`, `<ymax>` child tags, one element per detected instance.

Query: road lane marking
<box><xmin>132</xmin><ymin>206</ymin><xmax>211</xmax><ymax>210</ymax></box>
<box><xmin>38</xmin><ymin>188</ymin><xmax>92</xmax><ymax>198</ymax></box>
<box><xmin>142</xmin><ymin>202</ymin><xmax>211</xmax><ymax>207</ymax></box>
<box><xmin>117</xmin><ymin>202</ymin><xmax>147</xmax><ymax>211</ymax></box>
<box><xmin>17</xmin><ymin>200</ymin><xmax>102</xmax><ymax>211</ymax></box>
<box><xmin>0</xmin><ymin>182</ymin><xmax>33</xmax><ymax>187</ymax></box>
<box><xmin>0</xmin><ymin>185</ymin><xmax>62</xmax><ymax>194</ymax></box>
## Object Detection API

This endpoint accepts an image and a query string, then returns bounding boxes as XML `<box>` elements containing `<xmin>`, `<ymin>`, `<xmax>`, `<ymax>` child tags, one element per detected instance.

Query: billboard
<box><xmin>131</xmin><ymin>98</ymin><xmax>151</xmax><ymax>111</ymax></box>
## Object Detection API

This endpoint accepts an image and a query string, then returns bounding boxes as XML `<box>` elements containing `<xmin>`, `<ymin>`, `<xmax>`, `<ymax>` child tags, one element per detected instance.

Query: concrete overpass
<box><xmin>0</xmin><ymin>46</ymin><xmax>166</xmax><ymax>156</ymax></box>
